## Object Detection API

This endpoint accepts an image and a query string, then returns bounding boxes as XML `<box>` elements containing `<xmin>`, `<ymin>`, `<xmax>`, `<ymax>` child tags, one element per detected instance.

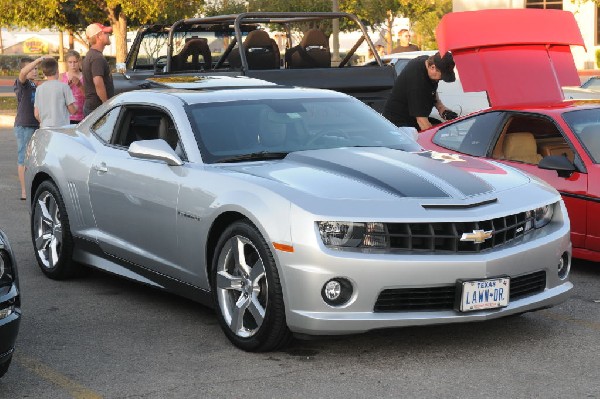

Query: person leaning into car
<box><xmin>383</xmin><ymin>51</ymin><xmax>459</xmax><ymax>131</ymax></box>
<box><xmin>82</xmin><ymin>23</ymin><xmax>114</xmax><ymax>116</ymax></box>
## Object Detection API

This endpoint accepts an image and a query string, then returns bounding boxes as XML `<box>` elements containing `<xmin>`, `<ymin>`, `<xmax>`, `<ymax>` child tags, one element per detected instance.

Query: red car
<box><xmin>418</xmin><ymin>102</ymin><xmax>600</xmax><ymax>262</ymax></box>
<box><xmin>417</xmin><ymin>9</ymin><xmax>600</xmax><ymax>262</ymax></box>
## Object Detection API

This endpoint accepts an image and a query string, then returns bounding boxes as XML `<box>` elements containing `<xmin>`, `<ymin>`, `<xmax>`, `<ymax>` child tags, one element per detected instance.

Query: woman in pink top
<box><xmin>60</xmin><ymin>50</ymin><xmax>85</xmax><ymax>123</ymax></box>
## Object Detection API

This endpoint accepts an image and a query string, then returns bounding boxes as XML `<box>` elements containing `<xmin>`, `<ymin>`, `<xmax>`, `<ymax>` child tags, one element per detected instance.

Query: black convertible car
<box><xmin>0</xmin><ymin>229</ymin><xmax>21</xmax><ymax>378</ymax></box>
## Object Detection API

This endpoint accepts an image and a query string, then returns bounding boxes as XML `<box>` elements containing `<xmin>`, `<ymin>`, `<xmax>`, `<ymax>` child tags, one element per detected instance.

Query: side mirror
<box><xmin>538</xmin><ymin>155</ymin><xmax>576</xmax><ymax>178</ymax></box>
<box><xmin>128</xmin><ymin>139</ymin><xmax>183</xmax><ymax>166</ymax></box>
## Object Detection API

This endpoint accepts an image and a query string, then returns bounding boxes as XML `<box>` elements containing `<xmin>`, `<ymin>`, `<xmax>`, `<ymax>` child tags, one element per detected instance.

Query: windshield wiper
<box><xmin>216</xmin><ymin>151</ymin><xmax>289</xmax><ymax>163</ymax></box>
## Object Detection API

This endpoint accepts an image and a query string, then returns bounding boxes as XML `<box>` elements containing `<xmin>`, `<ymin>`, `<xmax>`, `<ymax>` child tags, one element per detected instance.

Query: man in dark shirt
<box><xmin>383</xmin><ymin>52</ymin><xmax>458</xmax><ymax>131</ymax></box>
<box><xmin>82</xmin><ymin>23</ymin><xmax>114</xmax><ymax>115</ymax></box>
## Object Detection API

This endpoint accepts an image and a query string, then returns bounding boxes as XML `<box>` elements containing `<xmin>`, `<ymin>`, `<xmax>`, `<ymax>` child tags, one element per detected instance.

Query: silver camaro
<box><xmin>25</xmin><ymin>79</ymin><xmax>572</xmax><ymax>351</ymax></box>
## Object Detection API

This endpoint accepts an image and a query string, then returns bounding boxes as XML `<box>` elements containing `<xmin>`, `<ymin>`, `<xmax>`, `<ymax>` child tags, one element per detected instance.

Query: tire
<box><xmin>0</xmin><ymin>355</ymin><xmax>12</xmax><ymax>378</ymax></box>
<box><xmin>211</xmin><ymin>220</ymin><xmax>292</xmax><ymax>352</ymax></box>
<box><xmin>31</xmin><ymin>180</ymin><xmax>76</xmax><ymax>279</ymax></box>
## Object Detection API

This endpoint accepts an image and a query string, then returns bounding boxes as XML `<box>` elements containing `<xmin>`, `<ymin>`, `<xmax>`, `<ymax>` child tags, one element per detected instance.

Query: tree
<box><xmin>411</xmin><ymin>0</ymin><xmax>451</xmax><ymax>50</ymax></box>
<box><xmin>79</xmin><ymin>0</ymin><xmax>204</xmax><ymax>63</ymax></box>
<box><xmin>4</xmin><ymin>0</ymin><xmax>204</xmax><ymax>62</ymax></box>
<box><xmin>341</xmin><ymin>0</ymin><xmax>401</xmax><ymax>54</ymax></box>
<box><xmin>342</xmin><ymin>0</ymin><xmax>452</xmax><ymax>52</ymax></box>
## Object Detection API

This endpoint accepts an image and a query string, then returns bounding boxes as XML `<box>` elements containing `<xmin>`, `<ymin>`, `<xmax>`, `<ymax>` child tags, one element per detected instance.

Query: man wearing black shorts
<box><xmin>383</xmin><ymin>52</ymin><xmax>458</xmax><ymax>131</ymax></box>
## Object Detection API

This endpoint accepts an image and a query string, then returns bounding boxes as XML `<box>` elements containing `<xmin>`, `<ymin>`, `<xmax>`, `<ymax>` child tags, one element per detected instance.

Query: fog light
<box><xmin>0</xmin><ymin>305</ymin><xmax>13</xmax><ymax>320</ymax></box>
<box><xmin>321</xmin><ymin>278</ymin><xmax>353</xmax><ymax>306</ymax></box>
<box><xmin>558</xmin><ymin>252</ymin><xmax>570</xmax><ymax>280</ymax></box>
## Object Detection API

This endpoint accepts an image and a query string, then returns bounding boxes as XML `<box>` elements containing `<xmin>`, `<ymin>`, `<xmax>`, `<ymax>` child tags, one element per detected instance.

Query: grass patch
<box><xmin>0</xmin><ymin>97</ymin><xmax>17</xmax><ymax>111</ymax></box>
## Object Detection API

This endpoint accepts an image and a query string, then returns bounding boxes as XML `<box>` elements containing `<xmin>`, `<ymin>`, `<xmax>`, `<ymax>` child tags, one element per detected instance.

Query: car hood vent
<box><xmin>421</xmin><ymin>198</ymin><xmax>497</xmax><ymax>209</ymax></box>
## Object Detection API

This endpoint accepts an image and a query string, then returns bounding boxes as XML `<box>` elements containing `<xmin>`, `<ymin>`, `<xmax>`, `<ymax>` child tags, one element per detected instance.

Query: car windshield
<box><xmin>581</xmin><ymin>77</ymin><xmax>600</xmax><ymax>90</ymax></box>
<box><xmin>187</xmin><ymin>97</ymin><xmax>421</xmax><ymax>163</ymax></box>
<box><xmin>562</xmin><ymin>108</ymin><xmax>600</xmax><ymax>163</ymax></box>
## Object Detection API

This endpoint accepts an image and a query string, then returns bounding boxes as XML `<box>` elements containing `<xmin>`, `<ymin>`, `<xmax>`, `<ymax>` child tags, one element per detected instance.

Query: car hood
<box><xmin>222</xmin><ymin>147</ymin><xmax>530</xmax><ymax>201</ymax></box>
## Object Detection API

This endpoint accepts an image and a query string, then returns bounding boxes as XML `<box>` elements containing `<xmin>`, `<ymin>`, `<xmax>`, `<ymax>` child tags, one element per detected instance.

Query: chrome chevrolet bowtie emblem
<box><xmin>460</xmin><ymin>229</ymin><xmax>493</xmax><ymax>243</ymax></box>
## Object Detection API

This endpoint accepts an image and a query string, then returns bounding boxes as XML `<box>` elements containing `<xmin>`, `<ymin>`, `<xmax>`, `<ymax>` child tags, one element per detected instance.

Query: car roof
<box><xmin>120</xmin><ymin>85</ymin><xmax>350</xmax><ymax>106</ymax></box>
<box><xmin>147</xmin><ymin>75</ymin><xmax>279</xmax><ymax>90</ymax></box>
<box><xmin>487</xmin><ymin>99</ymin><xmax>600</xmax><ymax>113</ymax></box>
<box><xmin>383</xmin><ymin>50</ymin><xmax>436</xmax><ymax>60</ymax></box>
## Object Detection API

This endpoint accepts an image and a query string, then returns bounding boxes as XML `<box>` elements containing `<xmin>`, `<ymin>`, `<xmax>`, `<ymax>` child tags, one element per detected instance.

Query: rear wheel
<box><xmin>211</xmin><ymin>220</ymin><xmax>292</xmax><ymax>352</ymax></box>
<box><xmin>31</xmin><ymin>181</ymin><xmax>76</xmax><ymax>279</ymax></box>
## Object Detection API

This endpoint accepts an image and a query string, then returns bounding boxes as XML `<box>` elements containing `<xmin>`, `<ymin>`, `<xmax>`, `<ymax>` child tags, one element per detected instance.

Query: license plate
<box><xmin>457</xmin><ymin>277</ymin><xmax>510</xmax><ymax>312</ymax></box>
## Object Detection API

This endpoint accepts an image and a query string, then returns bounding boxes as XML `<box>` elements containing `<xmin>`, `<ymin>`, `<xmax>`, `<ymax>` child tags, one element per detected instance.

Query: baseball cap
<box><xmin>85</xmin><ymin>23</ymin><xmax>112</xmax><ymax>39</ymax></box>
<box><xmin>433</xmin><ymin>51</ymin><xmax>456</xmax><ymax>83</ymax></box>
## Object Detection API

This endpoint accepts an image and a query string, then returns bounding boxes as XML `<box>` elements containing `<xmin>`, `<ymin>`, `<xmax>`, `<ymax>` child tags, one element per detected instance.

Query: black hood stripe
<box><xmin>287</xmin><ymin>150</ymin><xmax>447</xmax><ymax>198</ymax></box>
<box><xmin>287</xmin><ymin>148</ymin><xmax>493</xmax><ymax>199</ymax></box>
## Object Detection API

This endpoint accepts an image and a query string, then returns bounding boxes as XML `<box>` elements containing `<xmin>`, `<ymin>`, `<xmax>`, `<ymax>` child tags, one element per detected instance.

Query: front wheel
<box><xmin>31</xmin><ymin>181</ymin><xmax>76</xmax><ymax>279</ymax></box>
<box><xmin>211</xmin><ymin>220</ymin><xmax>292</xmax><ymax>352</ymax></box>
<box><xmin>0</xmin><ymin>355</ymin><xmax>12</xmax><ymax>378</ymax></box>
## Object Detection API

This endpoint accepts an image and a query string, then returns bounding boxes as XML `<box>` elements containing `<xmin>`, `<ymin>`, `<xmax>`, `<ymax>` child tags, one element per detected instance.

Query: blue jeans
<box><xmin>14</xmin><ymin>126</ymin><xmax>36</xmax><ymax>165</ymax></box>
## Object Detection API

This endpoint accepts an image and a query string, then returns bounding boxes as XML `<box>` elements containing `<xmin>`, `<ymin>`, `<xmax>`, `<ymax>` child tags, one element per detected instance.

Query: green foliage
<box><xmin>596</xmin><ymin>48</ymin><xmax>600</xmax><ymax>68</ymax></box>
<box><xmin>247</xmin><ymin>0</ymin><xmax>332</xmax><ymax>12</ymax></box>
<box><xmin>0</xmin><ymin>96</ymin><xmax>17</xmax><ymax>111</ymax></box>
<box><xmin>203</xmin><ymin>0</ymin><xmax>247</xmax><ymax>16</ymax></box>
<box><xmin>0</xmin><ymin>55</ymin><xmax>26</xmax><ymax>76</ymax></box>
<box><xmin>412</xmin><ymin>0</ymin><xmax>452</xmax><ymax>50</ymax></box>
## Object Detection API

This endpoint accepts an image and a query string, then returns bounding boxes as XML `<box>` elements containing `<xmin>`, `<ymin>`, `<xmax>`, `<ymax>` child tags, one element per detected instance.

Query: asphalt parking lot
<box><xmin>0</xmin><ymin>125</ymin><xmax>599</xmax><ymax>398</ymax></box>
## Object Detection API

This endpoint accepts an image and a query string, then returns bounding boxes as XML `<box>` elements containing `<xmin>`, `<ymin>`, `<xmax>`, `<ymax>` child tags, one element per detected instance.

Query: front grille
<box><xmin>374</xmin><ymin>270</ymin><xmax>547</xmax><ymax>312</ymax></box>
<box><xmin>381</xmin><ymin>211</ymin><xmax>530</xmax><ymax>253</ymax></box>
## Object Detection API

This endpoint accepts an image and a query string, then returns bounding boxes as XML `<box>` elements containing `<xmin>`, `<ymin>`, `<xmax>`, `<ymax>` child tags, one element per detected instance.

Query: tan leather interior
<box><xmin>502</xmin><ymin>132</ymin><xmax>542</xmax><ymax>164</ymax></box>
<box><xmin>539</xmin><ymin>143</ymin><xmax>574</xmax><ymax>162</ymax></box>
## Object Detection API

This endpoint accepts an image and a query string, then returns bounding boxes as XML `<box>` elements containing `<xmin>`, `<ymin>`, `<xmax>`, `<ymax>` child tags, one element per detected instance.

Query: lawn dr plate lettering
<box><xmin>461</xmin><ymin>278</ymin><xmax>510</xmax><ymax>311</ymax></box>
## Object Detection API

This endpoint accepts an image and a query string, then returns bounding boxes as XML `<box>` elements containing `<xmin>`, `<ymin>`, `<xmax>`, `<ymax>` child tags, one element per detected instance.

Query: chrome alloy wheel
<box><xmin>216</xmin><ymin>235</ymin><xmax>268</xmax><ymax>338</ymax></box>
<box><xmin>32</xmin><ymin>191</ymin><xmax>63</xmax><ymax>269</ymax></box>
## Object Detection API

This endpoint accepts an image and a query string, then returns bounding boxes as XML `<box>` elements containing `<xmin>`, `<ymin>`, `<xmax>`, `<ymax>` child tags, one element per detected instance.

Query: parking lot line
<box><xmin>16</xmin><ymin>355</ymin><xmax>103</xmax><ymax>399</ymax></box>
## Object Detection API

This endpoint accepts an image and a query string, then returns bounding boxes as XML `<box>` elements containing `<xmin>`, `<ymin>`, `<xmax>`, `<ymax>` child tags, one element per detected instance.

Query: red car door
<box><xmin>584</xmin><ymin>164</ymin><xmax>600</xmax><ymax>254</ymax></box>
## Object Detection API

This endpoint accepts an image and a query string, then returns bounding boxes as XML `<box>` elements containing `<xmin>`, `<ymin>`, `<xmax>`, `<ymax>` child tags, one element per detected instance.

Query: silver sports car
<box><xmin>25</xmin><ymin>78</ymin><xmax>572</xmax><ymax>351</ymax></box>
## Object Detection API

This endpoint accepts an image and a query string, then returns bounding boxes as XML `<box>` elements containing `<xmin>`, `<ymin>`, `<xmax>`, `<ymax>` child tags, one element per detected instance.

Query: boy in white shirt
<box><xmin>34</xmin><ymin>57</ymin><xmax>77</xmax><ymax>127</ymax></box>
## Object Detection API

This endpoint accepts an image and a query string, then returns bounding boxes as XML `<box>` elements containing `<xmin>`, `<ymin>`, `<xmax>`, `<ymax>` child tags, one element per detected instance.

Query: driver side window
<box><xmin>433</xmin><ymin>112</ymin><xmax>504</xmax><ymax>157</ymax></box>
<box><xmin>112</xmin><ymin>107</ymin><xmax>182</xmax><ymax>155</ymax></box>
<box><xmin>491</xmin><ymin>114</ymin><xmax>573</xmax><ymax>165</ymax></box>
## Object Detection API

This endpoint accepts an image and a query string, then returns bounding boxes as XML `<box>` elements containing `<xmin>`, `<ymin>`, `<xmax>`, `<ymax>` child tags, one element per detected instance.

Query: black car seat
<box><xmin>285</xmin><ymin>29</ymin><xmax>331</xmax><ymax>69</ymax></box>
<box><xmin>172</xmin><ymin>38</ymin><xmax>212</xmax><ymax>71</ymax></box>
<box><xmin>157</xmin><ymin>117</ymin><xmax>179</xmax><ymax>150</ymax></box>
<box><xmin>228</xmin><ymin>30</ymin><xmax>281</xmax><ymax>70</ymax></box>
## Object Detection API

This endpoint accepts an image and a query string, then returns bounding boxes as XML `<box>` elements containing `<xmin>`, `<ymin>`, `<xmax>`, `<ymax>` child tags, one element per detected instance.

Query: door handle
<box><xmin>93</xmin><ymin>162</ymin><xmax>108</xmax><ymax>173</ymax></box>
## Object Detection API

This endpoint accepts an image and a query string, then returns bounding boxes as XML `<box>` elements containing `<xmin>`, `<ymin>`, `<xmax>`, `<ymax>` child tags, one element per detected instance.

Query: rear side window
<box><xmin>432</xmin><ymin>112</ymin><xmax>504</xmax><ymax>156</ymax></box>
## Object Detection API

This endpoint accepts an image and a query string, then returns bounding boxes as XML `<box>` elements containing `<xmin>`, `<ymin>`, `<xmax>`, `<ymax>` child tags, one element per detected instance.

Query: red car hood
<box><xmin>436</xmin><ymin>9</ymin><xmax>585</xmax><ymax>107</ymax></box>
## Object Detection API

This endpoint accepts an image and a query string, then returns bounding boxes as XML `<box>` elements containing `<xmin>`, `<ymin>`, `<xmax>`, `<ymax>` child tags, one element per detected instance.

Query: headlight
<box><xmin>0</xmin><ymin>250</ymin><xmax>12</xmax><ymax>281</ymax></box>
<box><xmin>317</xmin><ymin>222</ymin><xmax>389</xmax><ymax>248</ymax></box>
<box><xmin>0</xmin><ymin>251</ymin><xmax>5</xmax><ymax>279</ymax></box>
<box><xmin>525</xmin><ymin>203</ymin><xmax>555</xmax><ymax>231</ymax></box>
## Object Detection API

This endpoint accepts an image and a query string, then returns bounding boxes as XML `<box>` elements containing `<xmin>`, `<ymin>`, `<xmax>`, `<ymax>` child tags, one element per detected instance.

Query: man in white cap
<box><xmin>82</xmin><ymin>23</ymin><xmax>114</xmax><ymax>115</ymax></box>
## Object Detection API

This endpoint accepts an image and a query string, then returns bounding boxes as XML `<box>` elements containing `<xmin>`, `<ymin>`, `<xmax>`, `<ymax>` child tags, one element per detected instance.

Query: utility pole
<box><xmin>332</xmin><ymin>0</ymin><xmax>340</xmax><ymax>64</ymax></box>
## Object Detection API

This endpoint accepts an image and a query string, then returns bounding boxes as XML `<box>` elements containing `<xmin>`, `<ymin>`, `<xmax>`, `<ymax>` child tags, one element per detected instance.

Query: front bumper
<box><xmin>0</xmin><ymin>284</ymin><xmax>21</xmax><ymax>363</ymax></box>
<box><xmin>279</xmin><ymin>212</ymin><xmax>572</xmax><ymax>335</ymax></box>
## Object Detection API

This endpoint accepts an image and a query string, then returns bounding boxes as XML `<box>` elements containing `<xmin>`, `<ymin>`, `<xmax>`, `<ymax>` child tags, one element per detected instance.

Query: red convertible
<box><xmin>417</xmin><ymin>9</ymin><xmax>600</xmax><ymax>262</ymax></box>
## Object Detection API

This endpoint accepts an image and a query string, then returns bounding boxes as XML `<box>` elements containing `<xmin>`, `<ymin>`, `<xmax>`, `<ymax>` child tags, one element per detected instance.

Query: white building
<box><xmin>453</xmin><ymin>0</ymin><xmax>600</xmax><ymax>69</ymax></box>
